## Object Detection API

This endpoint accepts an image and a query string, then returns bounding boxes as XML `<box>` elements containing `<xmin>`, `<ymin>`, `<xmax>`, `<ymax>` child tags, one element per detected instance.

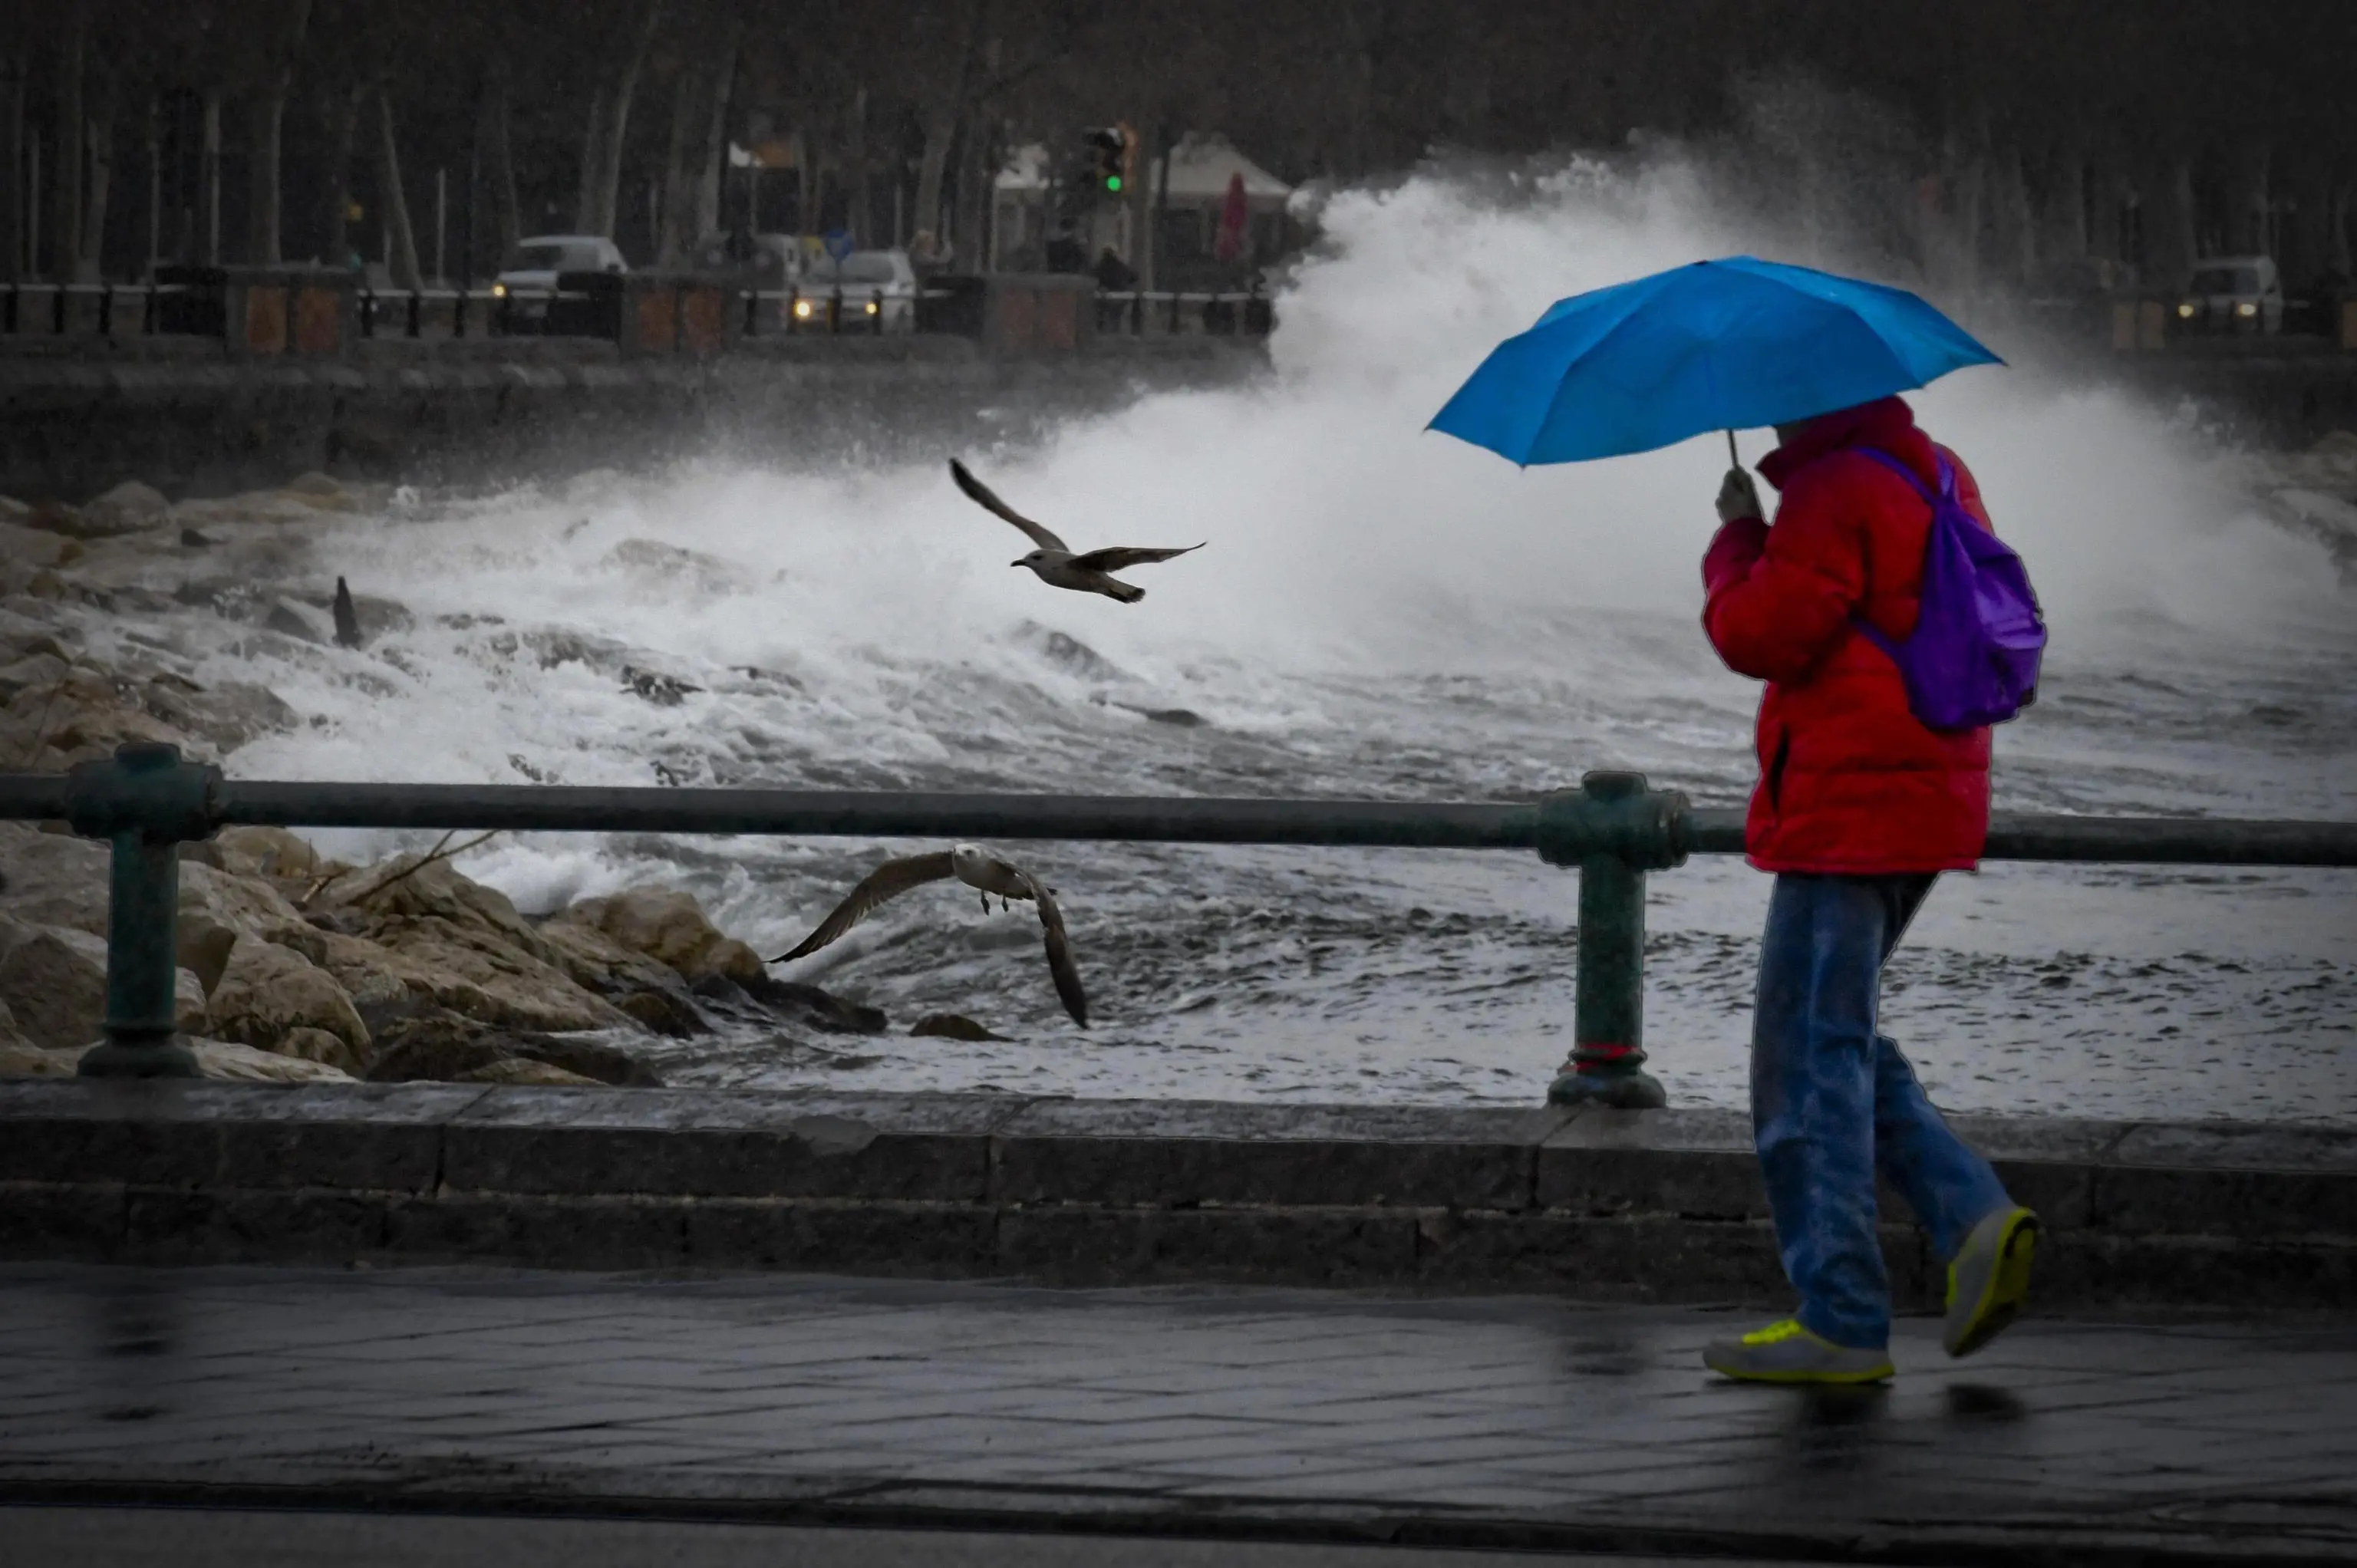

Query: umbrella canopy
<box><xmin>1428</xmin><ymin>256</ymin><xmax>2001</xmax><ymax>465</ymax></box>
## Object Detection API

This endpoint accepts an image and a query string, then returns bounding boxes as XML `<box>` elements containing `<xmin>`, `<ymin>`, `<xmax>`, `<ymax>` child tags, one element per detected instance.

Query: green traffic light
<box><xmin>1106</xmin><ymin>176</ymin><xmax>1122</xmax><ymax>192</ymax></box>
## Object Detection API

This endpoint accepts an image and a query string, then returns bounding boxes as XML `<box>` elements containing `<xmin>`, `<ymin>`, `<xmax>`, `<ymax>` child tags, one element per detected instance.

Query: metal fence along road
<box><xmin>3</xmin><ymin>743</ymin><xmax>2352</xmax><ymax>1097</ymax></box>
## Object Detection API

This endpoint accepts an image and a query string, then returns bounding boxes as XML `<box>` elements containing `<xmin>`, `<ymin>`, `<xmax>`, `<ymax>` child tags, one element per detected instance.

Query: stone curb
<box><xmin>2</xmin><ymin>1082</ymin><xmax>2352</xmax><ymax>1308</ymax></box>
<box><xmin>0</xmin><ymin>1468</ymin><xmax>2340</xmax><ymax>1568</ymax></box>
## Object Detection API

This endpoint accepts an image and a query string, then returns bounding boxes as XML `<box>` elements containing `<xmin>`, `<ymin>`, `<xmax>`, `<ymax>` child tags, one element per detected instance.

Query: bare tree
<box><xmin>247</xmin><ymin>0</ymin><xmax>312</xmax><ymax>266</ymax></box>
<box><xmin>480</xmin><ymin>63</ymin><xmax>520</xmax><ymax>262</ymax></box>
<box><xmin>53</xmin><ymin>5</ymin><xmax>84</xmax><ymax>281</ymax></box>
<box><xmin>374</xmin><ymin>84</ymin><xmax>421</xmax><ymax>286</ymax></box>
<box><xmin>0</xmin><ymin>52</ymin><xmax>21</xmax><ymax>282</ymax></box>
<box><xmin>197</xmin><ymin>89</ymin><xmax>223</xmax><ymax>265</ymax></box>
<box><xmin>576</xmin><ymin>0</ymin><xmax>666</xmax><ymax>236</ymax></box>
<box><xmin>78</xmin><ymin>53</ymin><xmax>117</xmax><ymax>281</ymax></box>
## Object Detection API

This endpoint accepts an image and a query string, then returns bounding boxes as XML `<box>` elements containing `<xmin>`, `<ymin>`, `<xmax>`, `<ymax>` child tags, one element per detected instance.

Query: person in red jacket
<box><xmin>1696</xmin><ymin>395</ymin><xmax>2039</xmax><ymax>1385</ymax></box>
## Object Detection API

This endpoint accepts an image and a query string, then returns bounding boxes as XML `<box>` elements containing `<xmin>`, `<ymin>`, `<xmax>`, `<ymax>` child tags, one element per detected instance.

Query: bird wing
<box><xmin>949</xmin><ymin>460</ymin><xmax>1069</xmax><ymax>553</ymax></box>
<box><xmin>1010</xmin><ymin>866</ymin><xmax>1089</xmax><ymax>1028</ymax></box>
<box><xmin>1065</xmin><ymin>543</ymin><xmax>1205</xmax><ymax>573</ymax></box>
<box><xmin>772</xmin><ymin>852</ymin><xmax>958</xmax><ymax>962</ymax></box>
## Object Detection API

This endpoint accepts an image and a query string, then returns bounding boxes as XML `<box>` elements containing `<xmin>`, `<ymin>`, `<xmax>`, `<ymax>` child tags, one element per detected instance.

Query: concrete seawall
<box><xmin>4</xmin><ymin>1082</ymin><xmax>2348</xmax><ymax>1309</ymax></box>
<box><xmin>0</xmin><ymin>337</ymin><xmax>1266</xmax><ymax>502</ymax></box>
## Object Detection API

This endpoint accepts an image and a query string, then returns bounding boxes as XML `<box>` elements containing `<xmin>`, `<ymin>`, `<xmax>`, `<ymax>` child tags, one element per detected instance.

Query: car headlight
<box><xmin>2236</xmin><ymin>301</ymin><xmax>2258</xmax><ymax>318</ymax></box>
<box><xmin>492</xmin><ymin>282</ymin><xmax>507</xmax><ymax>298</ymax></box>
<box><xmin>793</xmin><ymin>298</ymin><xmax>813</xmax><ymax>319</ymax></box>
<box><xmin>2177</xmin><ymin>301</ymin><xmax>2195</xmax><ymax>318</ymax></box>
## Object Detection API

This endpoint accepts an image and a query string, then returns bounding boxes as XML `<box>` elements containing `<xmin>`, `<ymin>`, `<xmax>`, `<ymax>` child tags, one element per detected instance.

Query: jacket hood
<box><xmin>1757</xmin><ymin>396</ymin><xmax>1938</xmax><ymax>492</ymax></box>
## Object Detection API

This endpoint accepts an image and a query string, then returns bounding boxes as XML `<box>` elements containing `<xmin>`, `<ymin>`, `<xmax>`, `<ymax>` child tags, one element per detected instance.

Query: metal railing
<box><xmin>2</xmin><ymin>280</ymin><xmax>203</xmax><ymax>338</ymax></box>
<box><xmin>1096</xmin><ymin>288</ymin><xmax>1274</xmax><ymax>338</ymax></box>
<box><xmin>4</xmin><ymin>743</ymin><xmax>2351</xmax><ymax>1093</ymax></box>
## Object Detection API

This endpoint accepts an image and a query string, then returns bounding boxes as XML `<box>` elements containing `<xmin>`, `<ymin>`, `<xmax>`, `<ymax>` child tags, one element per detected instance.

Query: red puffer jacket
<box><xmin>1700</xmin><ymin>396</ymin><xmax>1993</xmax><ymax>875</ymax></box>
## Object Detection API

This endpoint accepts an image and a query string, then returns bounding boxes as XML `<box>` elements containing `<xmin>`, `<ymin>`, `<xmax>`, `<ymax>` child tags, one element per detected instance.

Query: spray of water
<box><xmin>144</xmin><ymin>136</ymin><xmax>2349</xmax><ymax>1115</ymax></box>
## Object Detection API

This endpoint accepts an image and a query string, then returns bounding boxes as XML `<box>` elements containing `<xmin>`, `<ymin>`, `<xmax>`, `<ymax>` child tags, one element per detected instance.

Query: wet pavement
<box><xmin>2</xmin><ymin>1264</ymin><xmax>2353</xmax><ymax>1564</ymax></box>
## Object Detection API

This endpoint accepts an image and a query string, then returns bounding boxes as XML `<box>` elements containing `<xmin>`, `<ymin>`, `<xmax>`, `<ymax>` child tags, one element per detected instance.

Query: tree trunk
<box><xmin>2151</xmin><ymin>154</ymin><xmax>2198</xmax><ymax>284</ymax></box>
<box><xmin>199</xmin><ymin>90</ymin><xmax>222</xmax><ymax>265</ymax></box>
<box><xmin>248</xmin><ymin>95</ymin><xmax>285</xmax><ymax>265</ymax></box>
<box><xmin>844</xmin><ymin>84</ymin><xmax>869</xmax><ymax>246</ymax></box>
<box><xmin>912</xmin><ymin>107</ymin><xmax>954</xmax><ymax>245</ymax></box>
<box><xmin>374</xmin><ymin>87</ymin><xmax>421</xmax><ymax>288</ymax></box>
<box><xmin>911</xmin><ymin>0</ymin><xmax>986</xmax><ymax>252</ymax></box>
<box><xmin>53</xmin><ymin>7</ymin><xmax>83</xmax><ymax>281</ymax></box>
<box><xmin>576</xmin><ymin>0</ymin><xmax>665</xmax><ymax>239</ymax></box>
<box><xmin>655</xmin><ymin>62</ymin><xmax>699</xmax><ymax>265</ymax></box>
<box><xmin>0</xmin><ymin>55</ymin><xmax>21</xmax><ymax>282</ymax></box>
<box><xmin>321</xmin><ymin>84</ymin><xmax>362</xmax><ymax>267</ymax></box>
<box><xmin>481</xmin><ymin>68</ymin><xmax>519</xmax><ymax>262</ymax></box>
<box><xmin>693</xmin><ymin>28</ymin><xmax>737</xmax><ymax>242</ymax></box>
<box><xmin>573</xmin><ymin>82</ymin><xmax>610</xmax><ymax>232</ymax></box>
<box><xmin>2329</xmin><ymin>182</ymin><xmax>2353</xmax><ymax>278</ymax></box>
<box><xmin>247</xmin><ymin>0</ymin><xmax>310</xmax><ymax>268</ymax></box>
<box><xmin>78</xmin><ymin>67</ymin><xmax>113</xmax><ymax>281</ymax></box>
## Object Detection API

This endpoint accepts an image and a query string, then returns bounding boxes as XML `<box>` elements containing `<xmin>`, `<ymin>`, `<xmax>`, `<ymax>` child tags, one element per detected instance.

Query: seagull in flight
<box><xmin>950</xmin><ymin>459</ymin><xmax>1203</xmax><ymax>604</ymax></box>
<box><xmin>771</xmin><ymin>843</ymin><xmax>1089</xmax><ymax>1028</ymax></box>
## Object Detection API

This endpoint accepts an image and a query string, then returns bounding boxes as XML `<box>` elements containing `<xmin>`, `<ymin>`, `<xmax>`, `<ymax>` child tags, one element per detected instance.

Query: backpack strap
<box><xmin>1854</xmin><ymin>446</ymin><xmax>1954</xmax><ymax>505</ymax></box>
<box><xmin>1848</xmin><ymin>446</ymin><xmax>1953</xmax><ymax>660</ymax></box>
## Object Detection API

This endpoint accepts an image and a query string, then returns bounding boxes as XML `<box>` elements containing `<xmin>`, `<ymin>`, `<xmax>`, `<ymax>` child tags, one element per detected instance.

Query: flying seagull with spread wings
<box><xmin>771</xmin><ymin>843</ymin><xmax>1089</xmax><ymax>1027</ymax></box>
<box><xmin>950</xmin><ymin>459</ymin><xmax>1203</xmax><ymax>604</ymax></box>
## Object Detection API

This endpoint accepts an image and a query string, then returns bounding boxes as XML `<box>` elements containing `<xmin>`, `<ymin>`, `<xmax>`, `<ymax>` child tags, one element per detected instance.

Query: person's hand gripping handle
<box><xmin>1716</xmin><ymin>465</ymin><xmax>1764</xmax><ymax>525</ymax></box>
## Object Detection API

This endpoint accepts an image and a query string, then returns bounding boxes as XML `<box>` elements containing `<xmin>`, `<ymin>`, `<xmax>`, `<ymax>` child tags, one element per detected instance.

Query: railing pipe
<box><xmin>7</xmin><ymin>746</ymin><xmax>2355</xmax><ymax>1085</ymax></box>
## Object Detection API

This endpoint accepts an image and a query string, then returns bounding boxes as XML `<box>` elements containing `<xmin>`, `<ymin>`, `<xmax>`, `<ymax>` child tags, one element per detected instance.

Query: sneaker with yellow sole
<box><xmin>1702</xmin><ymin>1318</ymin><xmax>1894</xmax><ymax>1384</ymax></box>
<box><xmin>1944</xmin><ymin>1204</ymin><xmax>2039</xmax><ymax>1358</ymax></box>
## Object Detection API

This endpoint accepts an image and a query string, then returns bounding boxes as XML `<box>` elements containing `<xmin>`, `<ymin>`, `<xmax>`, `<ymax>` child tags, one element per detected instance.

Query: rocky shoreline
<box><xmin>0</xmin><ymin>473</ymin><xmax>891</xmax><ymax>1088</ymax></box>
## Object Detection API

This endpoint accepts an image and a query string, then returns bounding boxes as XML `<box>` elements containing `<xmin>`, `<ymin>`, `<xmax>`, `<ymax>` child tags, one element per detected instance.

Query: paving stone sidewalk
<box><xmin>2</xmin><ymin>1264</ymin><xmax>2354</xmax><ymax>1565</ymax></box>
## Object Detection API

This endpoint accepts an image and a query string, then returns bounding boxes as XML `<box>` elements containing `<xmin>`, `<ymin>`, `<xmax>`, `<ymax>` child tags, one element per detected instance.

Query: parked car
<box><xmin>2177</xmin><ymin>255</ymin><xmax>2283</xmax><ymax>334</ymax></box>
<box><xmin>493</xmin><ymin>236</ymin><xmax>628</xmax><ymax>324</ymax></box>
<box><xmin>790</xmin><ymin>249</ymin><xmax>919</xmax><ymax>332</ymax></box>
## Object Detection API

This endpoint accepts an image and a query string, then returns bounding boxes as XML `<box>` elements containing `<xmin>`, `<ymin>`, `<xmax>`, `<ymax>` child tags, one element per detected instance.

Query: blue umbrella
<box><xmin>1428</xmin><ymin>255</ymin><xmax>2002</xmax><ymax>466</ymax></box>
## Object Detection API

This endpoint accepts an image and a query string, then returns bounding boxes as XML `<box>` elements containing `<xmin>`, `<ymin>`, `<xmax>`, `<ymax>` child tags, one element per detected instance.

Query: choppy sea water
<box><xmin>64</xmin><ymin>160</ymin><xmax>2357</xmax><ymax>1122</ymax></box>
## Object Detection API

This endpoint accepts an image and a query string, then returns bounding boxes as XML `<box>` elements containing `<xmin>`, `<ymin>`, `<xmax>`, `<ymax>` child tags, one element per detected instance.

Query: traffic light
<box><xmin>1085</xmin><ymin>127</ymin><xmax>1129</xmax><ymax>196</ymax></box>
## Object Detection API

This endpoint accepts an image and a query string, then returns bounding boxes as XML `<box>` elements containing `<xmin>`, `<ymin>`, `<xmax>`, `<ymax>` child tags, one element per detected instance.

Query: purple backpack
<box><xmin>1853</xmin><ymin>448</ymin><xmax>2045</xmax><ymax>731</ymax></box>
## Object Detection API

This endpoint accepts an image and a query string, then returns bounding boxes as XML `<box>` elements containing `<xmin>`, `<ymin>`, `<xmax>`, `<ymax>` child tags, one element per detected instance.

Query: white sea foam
<box><xmin>145</xmin><ymin>148</ymin><xmax>2355</xmax><ymax>1118</ymax></box>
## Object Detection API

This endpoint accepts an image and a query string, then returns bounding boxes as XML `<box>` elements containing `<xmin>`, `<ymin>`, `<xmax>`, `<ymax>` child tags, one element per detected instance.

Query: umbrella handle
<box><xmin>1726</xmin><ymin>429</ymin><xmax>1740</xmax><ymax>469</ymax></box>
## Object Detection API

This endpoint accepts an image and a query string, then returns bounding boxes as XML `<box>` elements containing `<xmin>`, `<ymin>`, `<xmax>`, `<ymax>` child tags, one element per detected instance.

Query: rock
<box><xmin>283</xmin><ymin>470</ymin><xmax>348</xmax><ymax>500</ymax></box>
<box><xmin>457</xmin><ymin>1057</ymin><xmax>602</xmax><ymax>1087</ymax></box>
<box><xmin>0</xmin><ymin>919</ymin><xmax>207</xmax><ymax>1049</ymax></box>
<box><xmin>532</xmin><ymin>917</ymin><xmax>707</xmax><ymax>1036</ymax></box>
<box><xmin>0</xmin><ymin>651</ymin><xmax>69</xmax><ymax>703</ymax></box>
<box><xmin>361</xmin><ymin>1006</ymin><xmax>658</xmax><ymax>1086</ymax></box>
<box><xmin>730</xmin><ymin>973</ymin><xmax>888</xmax><ymax>1035</ymax></box>
<box><xmin>556</xmin><ymin>888</ymin><xmax>766</xmax><ymax>986</ymax></box>
<box><xmin>205</xmin><ymin>936</ymin><xmax>371</xmax><ymax>1061</ymax></box>
<box><xmin>180</xmin><ymin>527</ymin><xmax>214</xmax><ymax>548</ymax></box>
<box><xmin>910</xmin><ymin>1013</ymin><xmax>1012</xmax><ymax>1042</ymax></box>
<box><xmin>0</xmin><ymin>1038</ymin><xmax>76</xmax><ymax>1077</ymax></box>
<box><xmin>264</xmin><ymin>597</ymin><xmax>337</xmax><ymax>644</ymax></box>
<box><xmin>332</xmin><ymin>577</ymin><xmax>362</xmax><ymax>647</ymax></box>
<box><xmin>27</xmin><ymin>497</ymin><xmax>151</xmax><ymax>541</ymax></box>
<box><xmin>613</xmin><ymin>988</ymin><xmax>707</xmax><ymax>1038</ymax></box>
<box><xmin>210</xmin><ymin>825</ymin><xmax>322</xmax><ymax>881</ymax></box>
<box><xmin>358</xmin><ymin>917</ymin><xmax>635</xmax><ymax>1033</ymax></box>
<box><xmin>0</xmin><ymin>522</ymin><xmax>79</xmax><ymax>569</ymax></box>
<box><xmin>362</xmin><ymin>1011</ymin><xmax>512</xmax><ymax>1082</ymax></box>
<box><xmin>190</xmin><ymin>1037</ymin><xmax>356</xmax><ymax>1082</ymax></box>
<box><xmin>91</xmin><ymin>480</ymin><xmax>170</xmax><ymax>524</ymax></box>
<box><xmin>275</xmin><ymin>1024</ymin><xmax>368</xmax><ymax>1075</ymax></box>
<box><xmin>0</xmin><ymin>824</ymin><xmax>111</xmax><ymax>935</ymax></box>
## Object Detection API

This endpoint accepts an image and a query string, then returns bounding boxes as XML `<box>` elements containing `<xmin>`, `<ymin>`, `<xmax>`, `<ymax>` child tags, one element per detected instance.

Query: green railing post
<box><xmin>1537</xmin><ymin>769</ymin><xmax>1687</xmax><ymax>1110</ymax></box>
<box><xmin>66</xmin><ymin>743</ymin><xmax>222</xmax><ymax>1079</ymax></box>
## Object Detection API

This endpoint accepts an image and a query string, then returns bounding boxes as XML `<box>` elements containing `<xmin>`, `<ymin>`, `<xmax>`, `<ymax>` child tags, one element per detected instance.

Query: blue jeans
<box><xmin>1752</xmin><ymin>873</ymin><xmax>2013</xmax><ymax>1349</ymax></box>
